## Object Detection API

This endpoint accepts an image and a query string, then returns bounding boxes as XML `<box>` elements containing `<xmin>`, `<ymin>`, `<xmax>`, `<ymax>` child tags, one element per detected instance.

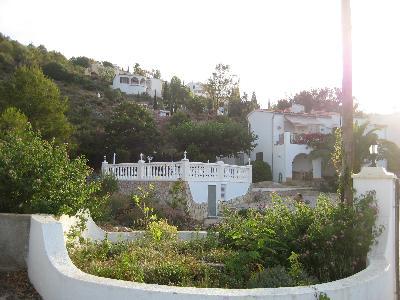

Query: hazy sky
<box><xmin>0</xmin><ymin>0</ymin><xmax>399</xmax><ymax>113</ymax></box>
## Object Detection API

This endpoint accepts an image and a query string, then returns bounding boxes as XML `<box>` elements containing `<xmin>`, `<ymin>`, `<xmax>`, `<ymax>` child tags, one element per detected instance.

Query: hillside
<box><xmin>0</xmin><ymin>33</ymin><xmax>161</xmax><ymax>166</ymax></box>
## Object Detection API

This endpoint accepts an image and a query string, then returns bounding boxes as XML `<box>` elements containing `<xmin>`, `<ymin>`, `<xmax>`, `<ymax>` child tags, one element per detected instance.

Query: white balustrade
<box><xmin>102</xmin><ymin>160</ymin><xmax>252</xmax><ymax>183</ymax></box>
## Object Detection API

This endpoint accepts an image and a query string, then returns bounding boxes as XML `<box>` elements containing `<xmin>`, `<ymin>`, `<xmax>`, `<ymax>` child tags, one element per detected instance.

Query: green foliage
<box><xmin>0</xmin><ymin>114</ymin><xmax>107</xmax><ymax>218</ymax></box>
<box><xmin>378</xmin><ymin>139</ymin><xmax>400</xmax><ymax>173</ymax></box>
<box><xmin>100</xmin><ymin>174</ymin><xmax>119</xmax><ymax>195</ymax></box>
<box><xmin>274</xmin><ymin>88</ymin><xmax>341</xmax><ymax>113</ymax></box>
<box><xmin>0</xmin><ymin>66</ymin><xmax>73</xmax><ymax>144</ymax></box>
<box><xmin>69</xmin><ymin>236</ymin><xmax>225</xmax><ymax>287</ymax></box>
<box><xmin>217</xmin><ymin>192</ymin><xmax>380</xmax><ymax>283</ymax></box>
<box><xmin>42</xmin><ymin>61</ymin><xmax>75</xmax><ymax>82</ymax></box>
<box><xmin>70</xmin><ymin>192</ymin><xmax>379</xmax><ymax>289</ymax></box>
<box><xmin>247</xmin><ymin>266</ymin><xmax>294</xmax><ymax>288</ymax></box>
<box><xmin>0</xmin><ymin>107</ymin><xmax>30</xmax><ymax>135</ymax></box>
<box><xmin>168</xmin><ymin>180</ymin><xmax>187</xmax><ymax>210</ymax></box>
<box><xmin>251</xmin><ymin>160</ymin><xmax>272</xmax><ymax>182</ymax></box>
<box><xmin>105</xmin><ymin>102</ymin><xmax>160</xmax><ymax>162</ymax></box>
<box><xmin>131</xmin><ymin>184</ymin><xmax>158</xmax><ymax>228</ymax></box>
<box><xmin>167</xmin><ymin>111</ymin><xmax>190</xmax><ymax>128</ymax></box>
<box><xmin>171</xmin><ymin>119</ymin><xmax>257</xmax><ymax>162</ymax></box>
<box><xmin>70</xmin><ymin>56</ymin><xmax>91</xmax><ymax>68</ymax></box>
<box><xmin>147</xmin><ymin>219</ymin><xmax>178</xmax><ymax>242</ymax></box>
<box><xmin>204</xmin><ymin>64</ymin><xmax>239</xmax><ymax>110</ymax></box>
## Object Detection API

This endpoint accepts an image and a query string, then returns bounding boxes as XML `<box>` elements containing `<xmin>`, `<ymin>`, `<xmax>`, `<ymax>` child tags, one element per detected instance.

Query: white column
<box><xmin>137</xmin><ymin>160</ymin><xmax>145</xmax><ymax>180</ymax></box>
<box><xmin>312</xmin><ymin>157</ymin><xmax>322</xmax><ymax>179</ymax></box>
<box><xmin>217</xmin><ymin>160</ymin><xmax>224</xmax><ymax>181</ymax></box>
<box><xmin>247</xmin><ymin>165</ymin><xmax>253</xmax><ymax>183</ymax></box>
<box><xmin>101</xmin><ymin>156</ymin><xmax>108</xmax><ymax>175</ymax></box>
<box><xmin>352</xmin><ymin>167</ymin><xmax>397</xmax><ymax>299</ymax></box>
<box><xmin>181</xmin><ymin>159</ymin><xmax>189</xmax><ymax>181</ymax></box>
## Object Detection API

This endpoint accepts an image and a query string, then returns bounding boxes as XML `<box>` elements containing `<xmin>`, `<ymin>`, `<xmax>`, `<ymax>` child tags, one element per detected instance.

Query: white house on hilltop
<box><xmin>186</xmin><ymin>81</ymin><xmax>207</xmax><ymax>97</ymax></box>
<box><xmin>248</xmin><ymin>104</ymin><xmax>387</xmax><ymax>183</ymax></box>
<box><xmin>112</xmin><ymin>69</ymin><xmax>163</xmax><ymax>98</ymax></box>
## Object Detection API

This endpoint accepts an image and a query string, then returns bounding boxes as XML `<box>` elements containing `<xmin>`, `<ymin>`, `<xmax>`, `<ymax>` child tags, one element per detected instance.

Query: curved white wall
<box><xmin>26</xmin><ymin>167</ymin><xmax>397</xmax><ymax>300</ymax></box>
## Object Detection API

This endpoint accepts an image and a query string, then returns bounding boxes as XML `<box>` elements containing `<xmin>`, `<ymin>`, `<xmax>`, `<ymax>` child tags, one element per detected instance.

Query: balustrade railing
<box><xmin>102</xmin><ymin>159</ymin><xmax>252</xmax><ymax>183</ymax></box>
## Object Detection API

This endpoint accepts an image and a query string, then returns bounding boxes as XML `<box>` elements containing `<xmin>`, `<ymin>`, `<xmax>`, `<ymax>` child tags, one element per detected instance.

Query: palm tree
<box><xmin>352</xmin><ymin>122</ymin><xmax>379</xmax><ymax>173</ymax></box>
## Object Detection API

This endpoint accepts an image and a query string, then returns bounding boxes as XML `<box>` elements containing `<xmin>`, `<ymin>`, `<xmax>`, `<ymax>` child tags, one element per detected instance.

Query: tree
<box><xmin>105</xmin><ymin>102</ymin><xmax>160</xmax><ymax>162</ymax></box>
<box><xmin>378</xmin><ymin>140</ymin><xmax>400</xmax><ymax>174</ymax></box>
<box><xmin>251</xmin><ymin>91</ymin><xmax>257</xmax><ymax>103</ymax></box>
<box><xmin>0</xmin><ymin>109</ymin><xmax>106</xmax><ymax>217</ymax></box>
<box><xmin>151</xmin><ymin>69</ymin><xmax>161</xmax><ymax>79</ymax></box>
<box><xmin>133</xmin><ymin>63</ymin><xmax>147</xmax><ymax>76</ymax></box>
<box><xmin>70</xmin><ymin>56</ymin><xmax>91</xmax><ymax>68</ymax></box>
<box><xmin>204</xmin><ymin>64</ymin><xmax>239</xmax><ymax>110</ymax></box>
<box><xmin>0</xmin><ymin>107</ymin><xmax>30</xmax><ymax>135</ymax></box>
<box><xmin>274</xmin><ymin>88</ymin><xmax>341</xmax><ymax>113</ymax></box>
<box><xmin>164</xmin><ymin>76</ymin><xmax>191</xmax><ymax>114</ymax></box>
<box><xmin>171</xmin><ymin>119</ymin><xmax>257</xmax><ymax>161</ymax></box>
<box><xmin>42</xmin><ymin>62</ymin><xmax>75</xmax><ymax>82</ymax></box>
<box><xmin>0</xmin><ymin>66</ymin><xmax>73</xmax><ymax>144</ymax></box>
<box><xmin>102</xmin><ymin>61</ymin><xmax>114</xmax><ymax>68</ymax></box>
<box><xmin>251</xmin><ymin>160</ymin><xmax>272</xmax><ymax>183</ymax></box>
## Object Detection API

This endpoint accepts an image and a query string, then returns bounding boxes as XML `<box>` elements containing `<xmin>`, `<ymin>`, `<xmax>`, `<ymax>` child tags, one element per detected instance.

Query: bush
<box><xmin>248</xmin><ymin>266</ymin><xmax>294</xmax><ymax>288</ymax></box>
<box><xmin>217</xmin><ymin>192</ymin><xmax>380</xmax><ymax>283</ymax></box>
<box><xmin>42</xmin><ymin>62</ymin><xmax>74</xmax><ymax>82</ymax></box>
<box><xmin>69</xmin><ymin>192</ymin><xmax>380</xmax><ymax>289</ymax></box>
<box><xmin>251</xmin><ymin>160</ymin><xmax>272</xmax><ymax>182</ymax></box>
<box><xmin>0</xmin><ymin>117</ymin><xmax>107</xmax><ymax>218</ymax></box>
<box><xmin>147</xmin><ymin>219</ymin><xmax>178</xmax><ymax>242</ymax></box>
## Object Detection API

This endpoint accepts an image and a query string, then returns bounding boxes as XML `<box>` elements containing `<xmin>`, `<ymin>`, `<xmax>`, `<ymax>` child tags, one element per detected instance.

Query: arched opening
<box><xmin>292</xmin><ymin>153</ymin><xmax>312</xmax><ymax>181</ymax></box>
<box><xmin>139</xmin><ymin>78</ymin><xmax>146</xmax><ymax>85</ymax></box>
<box><xmin>131</xmin><ymin>77</ymin><xmax>139</xmax><ymax>84</ymax></box>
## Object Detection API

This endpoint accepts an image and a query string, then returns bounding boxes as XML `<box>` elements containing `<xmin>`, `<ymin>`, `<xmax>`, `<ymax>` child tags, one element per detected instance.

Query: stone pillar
<box><xmin>312</xmin><ymin>157</ymin><xmax>322</xmax><ymax>179</ymax></box>
<box><xmin>352</xmin><ymin>167</ymin><xmax>397</xmax><ymax>299</ymax></box>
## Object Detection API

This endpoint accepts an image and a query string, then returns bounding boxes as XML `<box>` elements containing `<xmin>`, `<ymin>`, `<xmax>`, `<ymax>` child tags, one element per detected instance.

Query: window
<box><xmin>140</xmin><ymin>78</ymin><xmax>146</xmax><ymax>85</ymax></box>
<box><xmin>131</xmin><ymin>77</ymin><xmax>139</xmax><ymax>84</ymax></box>
<box><xmin>221</xmin><ymin>184</ymin><xmax>226</xmax><ymax>201</ymax></box>
<box><xmin>120</xmin><ymin>77</ymin><xmax>129</xmax><ymax>84</ymax></box>
<box><xmin>256</xmin><ymin>152</ymin><xmax>263</xmax><ymax>161</ymax></box>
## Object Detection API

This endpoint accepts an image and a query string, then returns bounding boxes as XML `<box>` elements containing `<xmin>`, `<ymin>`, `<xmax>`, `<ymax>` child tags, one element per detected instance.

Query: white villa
<box><xmin>248</xmin><ymin>104</ymin><xmax>387</xmax><ymax>183</ymax></box>
<box><xmin>112</xmin><ymin>69</ymin><xmax>163</xmax><ymax>98</ymax></box>
<box><xmin>186</xmin><ymin>81</ymin><xmax>207</xmax><ymax>97</ymax></box>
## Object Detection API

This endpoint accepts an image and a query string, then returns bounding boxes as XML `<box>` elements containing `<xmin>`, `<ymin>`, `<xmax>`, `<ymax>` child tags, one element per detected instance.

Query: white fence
<box><xmin>101</xmin><ymin>159</ymin><xmax>252</xmax><ymax>183</ymax></box>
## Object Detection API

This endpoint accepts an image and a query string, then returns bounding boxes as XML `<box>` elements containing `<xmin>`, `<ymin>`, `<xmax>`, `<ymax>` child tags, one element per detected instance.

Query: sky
<box><xmin>0</xmin><ymin>0</ymin><xmax>399</xmax><ymax>114</ymax></box>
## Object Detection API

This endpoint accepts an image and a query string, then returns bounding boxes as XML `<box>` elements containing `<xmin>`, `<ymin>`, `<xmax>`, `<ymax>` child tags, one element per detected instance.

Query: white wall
<box><xmin>27</xmin><ymin>167</ymin><xmax>398</xmax><ymax>300</ymax></box>
<box><xmin>247</xmin><ymin>111</ymin><xmax>274</xmax><ymax>166</ymax></box>
<box><xmin>112</xmin><ymin>74</ymin><xmax>162</xmax><ymax>98</ymax></box>
<box><xmin>187</xmin><ymin>181</ymin><xmax>250</xmax><ymax>204</ymax></box>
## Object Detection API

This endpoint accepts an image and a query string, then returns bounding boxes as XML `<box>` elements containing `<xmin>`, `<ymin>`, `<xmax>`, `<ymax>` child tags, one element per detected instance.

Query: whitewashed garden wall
<box><xmin>26</xmin><ymin>167</ymin><xmax>398</xmax><ymax>299</ymax></box>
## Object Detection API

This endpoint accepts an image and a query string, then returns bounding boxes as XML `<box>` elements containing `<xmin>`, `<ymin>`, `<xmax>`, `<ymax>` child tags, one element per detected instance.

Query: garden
<box><xmin>68</xmin><ymin>192</ymin><xmax>381</xmax><ymax>289</ymax></box>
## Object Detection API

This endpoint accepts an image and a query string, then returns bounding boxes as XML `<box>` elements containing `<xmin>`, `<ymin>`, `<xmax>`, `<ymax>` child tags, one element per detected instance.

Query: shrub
<box><xmin>217</xmin><ymin>192</ymin><xmax>380</xmax><ymax>283</ymax></box>
<box><xmin>251</xmin><ymin>160</ymin><xmax>272</xmax><ymax>182</ymax></box>
<box><xmin>42</xmin><ymin>62</ymin><xmax>74</xmax><ymax>82</ymax></box>
<box><xmin>0</xmin><ymin>117</ymin><xmax>107</xmax><ymax>218</ymax></box>
<box><xmin>147</xmin><ymin>219</ymin><xmax>178</xmax><ymax>242</ymax></box>
<box><xmin>247</xmin><ymin>266</ymin><xmax>294</xmax><ymax>288</ymax></box>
